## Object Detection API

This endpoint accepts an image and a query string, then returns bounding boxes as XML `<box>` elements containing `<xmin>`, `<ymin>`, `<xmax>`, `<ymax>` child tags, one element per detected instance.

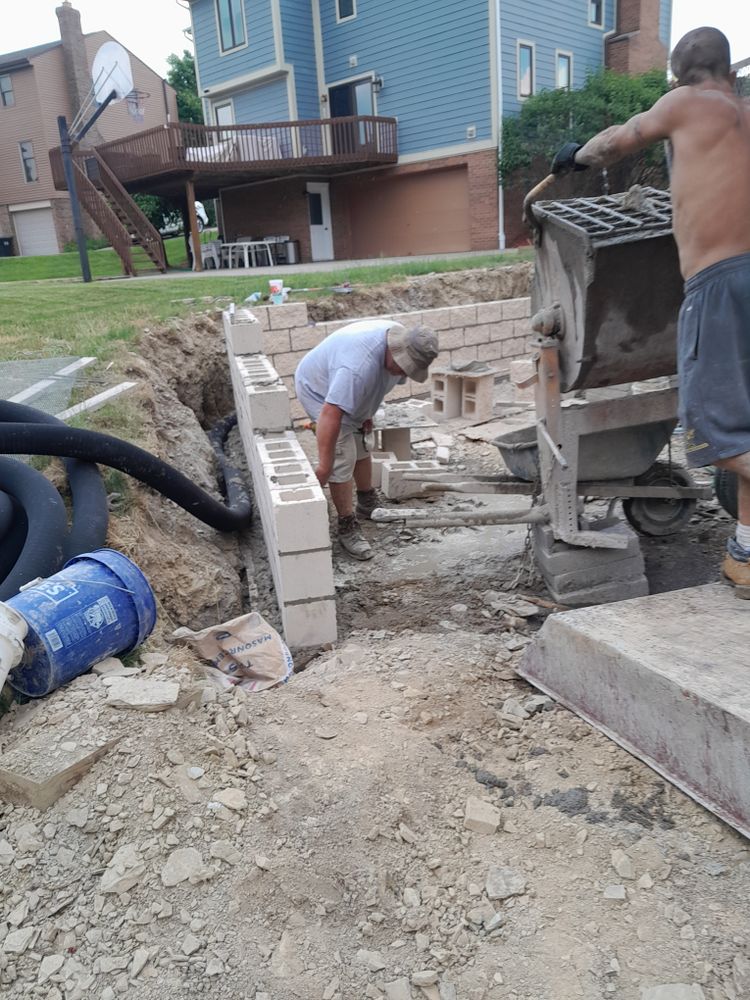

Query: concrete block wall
<box><xmin>224</xmin><ymin>311</ymin><xmax>337</xmax><ymax>650</ymax></box>
<box><xmin>238</xmin><ymin>299</ymin><xmax>533</xmax><ymax>422</ymax></box>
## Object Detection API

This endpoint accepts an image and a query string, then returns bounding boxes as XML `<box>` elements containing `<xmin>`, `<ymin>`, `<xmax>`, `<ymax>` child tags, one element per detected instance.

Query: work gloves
<box><xmin>551</xmin><ymin>142</ymin><xmax>588</xmax><ymax>174</ymax></box>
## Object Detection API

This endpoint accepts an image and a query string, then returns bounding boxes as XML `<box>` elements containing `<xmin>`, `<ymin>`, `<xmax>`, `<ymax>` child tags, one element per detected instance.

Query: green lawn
<box><xmin>0</xmin><ymin>249</ymin><xmax>532</xmax><ymax>362</ymax></box>
<box><xmin>0</xmin><ymin>236</ymin><xmax>192</xmax><ymax>282</ymax></box>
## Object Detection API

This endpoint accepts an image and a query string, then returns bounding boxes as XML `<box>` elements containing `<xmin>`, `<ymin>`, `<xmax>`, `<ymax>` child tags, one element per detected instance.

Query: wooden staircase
<box><xmin>72</xmin><ymin>149</ymin><xmax>167</xmax><ymax>275</ymax></box>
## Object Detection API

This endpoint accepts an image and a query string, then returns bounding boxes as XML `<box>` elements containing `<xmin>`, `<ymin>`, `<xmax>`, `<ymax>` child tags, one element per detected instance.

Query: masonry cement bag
<box><xmin>172</xmin><ymin>611</ymin><xmax>293</xmax><ymax>692</ymax></box>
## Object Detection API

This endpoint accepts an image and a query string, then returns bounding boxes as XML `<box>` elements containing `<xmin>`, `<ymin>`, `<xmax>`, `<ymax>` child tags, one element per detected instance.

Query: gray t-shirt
<box><xmin>294</xmin><ymin>319</ymin><xmax>403</xmax><ymax>427</ymax></box>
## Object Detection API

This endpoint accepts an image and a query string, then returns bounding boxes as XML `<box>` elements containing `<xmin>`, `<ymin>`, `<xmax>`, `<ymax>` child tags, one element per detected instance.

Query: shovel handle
<box><xmin>522</xmin><ymin>172</ymin><xmax>557</xmax><ymax>229</ymax></box>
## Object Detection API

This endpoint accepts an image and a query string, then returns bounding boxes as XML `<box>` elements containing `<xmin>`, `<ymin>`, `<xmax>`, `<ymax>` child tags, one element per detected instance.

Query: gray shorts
<box><xmin>678</xmin><ymin>252</ymin><xmax>750</xmax><ymax>468</ymax></box>
<box><xmin>329</xmin><ymin>425</ymin><xmax>369</xmax><ymax>483</ymax></box>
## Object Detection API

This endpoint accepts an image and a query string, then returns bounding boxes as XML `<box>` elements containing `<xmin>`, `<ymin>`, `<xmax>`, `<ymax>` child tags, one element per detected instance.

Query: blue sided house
<box><xmin>176</xmin><ymin>0</ymin><xmax>672</xmax><ymax>262</ymax></box>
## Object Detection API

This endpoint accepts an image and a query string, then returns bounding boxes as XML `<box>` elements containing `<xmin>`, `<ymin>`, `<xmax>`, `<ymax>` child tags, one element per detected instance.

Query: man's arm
<box><xmin>555</xmin><ymin>89</ymin><xmax>687</xmax><ymax>172</ymax></box>
<box><xmin>315</xmin><ymin>401</ymin><xmax>344</xmax><ymax>487</ymax></box>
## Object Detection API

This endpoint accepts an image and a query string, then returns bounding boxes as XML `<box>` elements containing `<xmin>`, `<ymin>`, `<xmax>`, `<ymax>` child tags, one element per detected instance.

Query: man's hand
<box><xmin>551</xmin><ymin>142</ymin><xmax>588</xmax><ymax>174</ymax></box>
<box><xmin>362</xmin><ymin>419</ymin><xmax>373</xmax><ymax>434</ymax></box>
<box><xmin>315</xmin><ymin>464</ymin><xmax>332</xmax><ymax>488</ymax></box>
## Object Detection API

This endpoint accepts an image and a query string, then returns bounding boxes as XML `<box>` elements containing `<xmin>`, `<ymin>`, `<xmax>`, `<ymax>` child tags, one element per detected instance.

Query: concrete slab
<box><xmin>518</xmin><ymin>584</ymin><xmax>750</xmax><ymax>838</ymax></box>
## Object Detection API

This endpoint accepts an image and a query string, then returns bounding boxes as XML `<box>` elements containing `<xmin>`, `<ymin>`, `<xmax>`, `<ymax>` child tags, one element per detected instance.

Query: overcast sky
<box><xmin>2</xmin><ymin>0</ymin><xmax>748</xmax><ymax>82</ymax></box>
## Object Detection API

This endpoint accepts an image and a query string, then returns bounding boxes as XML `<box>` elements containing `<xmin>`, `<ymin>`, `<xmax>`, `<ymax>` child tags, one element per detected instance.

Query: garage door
<box><xmin>346</xmin><ymin>167</ymin><xmax>471</xmax><ymax>258</ymax></box>
<box><xmin>12</xmin><ymin>207</ymin><xmax>58</xmax><ymax>256</ymax></box>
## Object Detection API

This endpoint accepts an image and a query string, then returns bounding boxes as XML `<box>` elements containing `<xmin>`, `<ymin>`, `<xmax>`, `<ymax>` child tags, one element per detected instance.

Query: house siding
<box><xmin>280</xmin><ymin>0</ymin><xmax>319</xmax><ymax>119</ymax></box>
<box><xmin>501</xmin><ymin>0</ymin><xmax>615</xmax><ymax>117</ymax></box>
<box><xmin>658</xmin><ymin>0</ymin><xmax>672</xmax><ymax>48</ymax></box>
<box><xmin>232</xmin><ymin>76</ymin><xmax>290</xmax><ymax>121</ymax></box>
<box><xmin>192</xmin><ymin>0</ymin><xmax>278</xmax><ymax>92</ymax></box>
<box><xmin>319</xmin><ymin>0</ymin><xmax>493</xmax><ymax>156</ymax></box>
<box><xmin>0</xmin><ymin>60</ymin><xmax>61</xmax><ymax>208</ymax></box>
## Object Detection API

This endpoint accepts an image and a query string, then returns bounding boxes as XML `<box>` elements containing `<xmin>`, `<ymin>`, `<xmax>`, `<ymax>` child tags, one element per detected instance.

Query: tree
<box><xmin>166</xmin><ymin>50</ymin><xmax>203</xmax><ymax>124</ymax></box>
<box><xmin>500</xmin><ymin>68</ymin><xmax>670</xmax><ymax>189</ymax></box>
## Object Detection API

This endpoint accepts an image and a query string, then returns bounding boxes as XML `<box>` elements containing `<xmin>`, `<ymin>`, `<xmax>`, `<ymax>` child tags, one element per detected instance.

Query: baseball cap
<box><xmin>387</xmin><ymin>324</ymin><xmax>439</xmax><ymax>383</ymax></box>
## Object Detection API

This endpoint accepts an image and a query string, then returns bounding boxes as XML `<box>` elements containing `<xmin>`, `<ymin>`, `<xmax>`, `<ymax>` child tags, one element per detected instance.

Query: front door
<box><xmin>307</xmin><ymin>182</ymin><xmax>334</xmax><ymax>261</ymax></box>
<box><xmin>328</xmin><ymin>78</ymin><xmax>374</xmax><ymax>153</ymax></box>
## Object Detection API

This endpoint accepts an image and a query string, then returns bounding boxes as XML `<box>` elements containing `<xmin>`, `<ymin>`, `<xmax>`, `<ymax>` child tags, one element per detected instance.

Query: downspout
<box><xmin>495</xmin><ymin>0</ymin><xmax>506</xmax><ymax>250</ymax></box>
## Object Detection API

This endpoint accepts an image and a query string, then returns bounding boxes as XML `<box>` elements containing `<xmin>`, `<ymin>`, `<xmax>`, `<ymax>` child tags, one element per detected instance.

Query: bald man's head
<box><xmin>671</xmin><ymin>27</ymin><xmax>731</xmax><ymax>86</ymax></box>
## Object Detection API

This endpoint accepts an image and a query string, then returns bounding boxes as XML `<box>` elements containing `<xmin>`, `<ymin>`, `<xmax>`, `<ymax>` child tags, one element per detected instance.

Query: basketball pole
<box><xmin>58</xmin><ymin>89</ymin><xmax>116</xmax><ymax>284</ymax></box>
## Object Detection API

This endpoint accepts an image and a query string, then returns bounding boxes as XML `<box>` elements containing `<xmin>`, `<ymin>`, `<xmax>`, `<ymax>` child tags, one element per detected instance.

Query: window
<box><xmin>518</xmin><ymin>43</ymin><xmax>534</xmax><ymax>99</ymax></box>
<box><xmin>216</xmin><ymin>0</ymin><xmax>246</xmax><ymax>52</ymax></box>
<box><xmin>336</xmin><ymin>0</ymin><xmax>356</xmax><ymax>22</ymax></box>
<box><xmin>556</xmin><ymin>52</ymin><xmax>572</xmax><ymax>90</ymax></box>
<box><xmin>19</xmin><ymin>141</ymin><xmax>38</xmax><ymax>183</ymax></box>
<box><xmin>0</xmin><ymin>74</ymin><xmax>14</xmax><ymax>107</ymax></box>
<box><xmin>589</xmin><ymin>0</ymin><xmax>603</xmax><ymax>26</ymax></box>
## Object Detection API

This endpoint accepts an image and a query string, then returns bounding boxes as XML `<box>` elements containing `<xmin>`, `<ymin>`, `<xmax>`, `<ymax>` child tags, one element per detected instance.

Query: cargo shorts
<box><xmin>329</xmin><ymin>426</ymin><xmax>369</xmax><ymax>483</ymax></box>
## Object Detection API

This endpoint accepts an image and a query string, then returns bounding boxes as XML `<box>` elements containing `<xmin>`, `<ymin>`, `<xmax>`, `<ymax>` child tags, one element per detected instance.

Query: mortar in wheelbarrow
<box><xmin>494</xmin><ymin>418</ymin><xmax>676</xmax><ymax>482</ymax></box>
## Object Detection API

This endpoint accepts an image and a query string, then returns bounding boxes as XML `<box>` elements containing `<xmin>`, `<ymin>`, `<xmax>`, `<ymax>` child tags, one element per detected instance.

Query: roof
<box><xmin>0</xmin><ymin>40</ymin><xmax>61</xmax><ymax>73</ymax></box>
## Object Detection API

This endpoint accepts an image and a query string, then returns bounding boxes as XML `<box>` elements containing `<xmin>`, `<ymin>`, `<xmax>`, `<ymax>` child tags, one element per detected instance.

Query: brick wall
<box><xmin>237</xmin><ymin>298</ymin><xmax>533</xmax><ymax>422</ymax></box>
<box><xmin>605</xmin><ymin>0</ymin><xmax>668</xmax><ymax>75</ymax></box>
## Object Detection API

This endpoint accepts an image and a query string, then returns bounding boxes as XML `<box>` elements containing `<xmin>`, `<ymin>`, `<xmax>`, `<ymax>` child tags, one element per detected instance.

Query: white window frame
<box><xmin>0</xmin><ymin>74</ymin><xmax>14</xmax><ymax>107</ymax></box>
<box><xmin>588</xmin><ymin>0</ymin><xmax>604</xmax><ymax>28</ymax></box>
<box><xmin>555</xmin><ymin>50</ymin><xmax>573</xmax><ymax>91</ymax></box>
<box><xmin>517</xmin><ymin>40</ymin><xmax>535</xmax><ymax>101</ymax></box>
<box><xmin>214</xmin><ymin>0</ymin><xmax>248</xmax><ymax>56</ymax></box>
<box><xmin>19</xmin><ymin>140</ymin><xmax>38</xmax><ymax>184</ymax></box>
<box><xmin>336</xmin><ymin>0</ymin><xmax>357</xmax><ymax>25</ymax></box>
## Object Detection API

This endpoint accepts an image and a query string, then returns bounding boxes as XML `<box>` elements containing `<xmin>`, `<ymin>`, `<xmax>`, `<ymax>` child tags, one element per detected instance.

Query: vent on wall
<box><xmin>466</xmin><ymin>125</ymin><xmax>477</xmax><ymax>139</ymax></box>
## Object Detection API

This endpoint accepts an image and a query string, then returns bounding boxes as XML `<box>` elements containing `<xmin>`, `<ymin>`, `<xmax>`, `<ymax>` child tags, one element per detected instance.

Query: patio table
<box><xmin>221</xmin><ymin>241</ymin><xmax>274</xmax><ymax>268</ymax></box>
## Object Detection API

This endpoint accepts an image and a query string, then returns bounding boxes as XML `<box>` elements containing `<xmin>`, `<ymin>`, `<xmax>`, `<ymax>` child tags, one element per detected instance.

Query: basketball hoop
<box><xmin>126</xmin><ymin>89</ymin><xmax>149</xmax><ymax>123</ymax></box>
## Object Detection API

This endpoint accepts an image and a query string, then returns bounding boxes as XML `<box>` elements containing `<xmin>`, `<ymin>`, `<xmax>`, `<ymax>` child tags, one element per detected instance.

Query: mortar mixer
<box><xmin>373</xmin><ymin>187</ymin><xmax>713</xmax><ymax>603</ymax></box>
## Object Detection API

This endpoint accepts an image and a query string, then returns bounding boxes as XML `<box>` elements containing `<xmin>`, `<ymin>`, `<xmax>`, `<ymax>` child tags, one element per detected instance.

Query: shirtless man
<box><xmin>551</xmin><ymin>26</ymin><xmax>750</xmax><ymax>588</ymax></box>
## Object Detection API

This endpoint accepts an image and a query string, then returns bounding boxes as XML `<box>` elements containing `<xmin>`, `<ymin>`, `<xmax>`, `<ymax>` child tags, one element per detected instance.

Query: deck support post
<box><xmin>185</xmin><ymin>180</ymin><xmax>202</xmax><ymax>272</ymax></box>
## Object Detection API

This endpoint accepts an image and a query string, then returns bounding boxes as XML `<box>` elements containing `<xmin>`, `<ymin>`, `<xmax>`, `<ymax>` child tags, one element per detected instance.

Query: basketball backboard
<box><xmin>92</xmin><ymin>41</ymin><xmax>134</xmax><ymax>104</ymax></box>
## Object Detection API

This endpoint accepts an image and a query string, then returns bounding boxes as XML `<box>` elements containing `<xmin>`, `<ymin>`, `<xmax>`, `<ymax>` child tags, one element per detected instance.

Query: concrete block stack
<box><xmin>381</xmin><ymin>459</ymin><xmax>443</xmax><ymax>500</ymax></box>
<box><xmin>223</xmin><ymin>308</ymin><xmax>337</xmax><ymax>650</ymax></box>
<box><xmin>430</xmin><ymin>368</ymin><xmax>498</xmax><ymax>422</ymax></box>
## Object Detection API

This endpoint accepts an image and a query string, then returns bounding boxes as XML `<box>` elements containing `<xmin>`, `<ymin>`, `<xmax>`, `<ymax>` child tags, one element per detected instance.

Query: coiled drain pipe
<box><xmin>0</xmin><ymin>402</ymin><xmax>251</xmax><ymax>600</ymax></box>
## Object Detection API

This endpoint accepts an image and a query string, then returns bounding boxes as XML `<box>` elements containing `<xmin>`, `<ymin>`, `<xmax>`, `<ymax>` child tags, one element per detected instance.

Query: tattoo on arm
<box><xmin>576</xmin><ymin>126</ymin><xmax>622</xmax><ymax>169</ymax></box>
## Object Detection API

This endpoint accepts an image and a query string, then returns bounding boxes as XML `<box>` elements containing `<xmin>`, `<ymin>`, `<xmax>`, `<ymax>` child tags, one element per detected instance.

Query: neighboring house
<box><xmin>181</xmin><ymin>0</ymin><xmax>670</xmax><ymax>260</ymax></box>
<box><xmin>0</xmin><ymin>1</ymin><xmax>177</xmax><ymax>256</ymax></box>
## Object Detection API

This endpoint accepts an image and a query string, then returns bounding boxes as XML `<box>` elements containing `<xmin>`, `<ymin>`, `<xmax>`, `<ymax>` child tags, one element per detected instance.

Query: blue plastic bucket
<box><xmin>6</xmin><ymin>548</ymin><xmax>157</xmax><ymax>698</ymax></box>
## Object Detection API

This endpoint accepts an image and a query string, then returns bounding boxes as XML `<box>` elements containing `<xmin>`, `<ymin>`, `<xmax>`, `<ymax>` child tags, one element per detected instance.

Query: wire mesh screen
<box><xmin>532</xmin><ymin>188</ymin><xmax>673</xmax><ymax>241</ymax></box>
<box><xmin>0</xmin><ymin>357</ymin><xmax>87</xmax><ymax>414</ymax></box>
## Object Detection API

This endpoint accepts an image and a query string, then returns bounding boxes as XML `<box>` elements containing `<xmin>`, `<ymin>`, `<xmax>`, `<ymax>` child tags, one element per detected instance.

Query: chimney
<box><xmin>56</xmin><ymin>1</ymin><xmax>103</xmax><ymax>143</ymax></box>
<box><xmin>605</xmin><ymin>0</ymin><xmax>669</xmax><ymax>75</ymax></box>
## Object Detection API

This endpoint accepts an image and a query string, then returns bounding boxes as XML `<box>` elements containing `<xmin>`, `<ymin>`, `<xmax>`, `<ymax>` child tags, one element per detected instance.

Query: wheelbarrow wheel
<box><xmin>714</xmin><ymin>467</ymin><xmax>738</xmax><ymax>520</ymax></box>
<box><xmin>622</xmin><ymin>462</ymin><xmax>697</xmax><ymax>537</ymax></box>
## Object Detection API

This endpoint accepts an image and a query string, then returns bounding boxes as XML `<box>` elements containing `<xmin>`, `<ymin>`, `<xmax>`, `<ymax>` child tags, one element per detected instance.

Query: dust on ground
<box><xmin>0</xmin><ymin>266</ymin><xmax>747</xmax><ymax>1000</ymax></box>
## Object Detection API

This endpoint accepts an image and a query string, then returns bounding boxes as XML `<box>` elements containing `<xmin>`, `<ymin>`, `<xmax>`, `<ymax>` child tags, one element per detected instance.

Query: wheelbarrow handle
<box><xmin>522</xmin><ymin>172</ymin><xmax>557</xmax><ymax>231</ymax></box>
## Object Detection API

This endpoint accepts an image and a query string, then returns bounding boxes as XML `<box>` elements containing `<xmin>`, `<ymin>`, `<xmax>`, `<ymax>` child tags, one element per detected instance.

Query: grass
<box><xmin>0</xmin><ymin>248</ymin><xmax>532</xmax><ymax>362</ymax></box>
<box><xmin>0</xmin><ymin>236</ymin><xmax>191</xmax><ymax>282</ymax></box>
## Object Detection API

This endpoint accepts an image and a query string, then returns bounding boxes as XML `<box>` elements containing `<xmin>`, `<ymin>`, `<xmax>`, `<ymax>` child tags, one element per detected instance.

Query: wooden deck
<box><xmin>51</xmin><ymin>117</ymin><xmax>398</xmax><ymax>198</ymax></box>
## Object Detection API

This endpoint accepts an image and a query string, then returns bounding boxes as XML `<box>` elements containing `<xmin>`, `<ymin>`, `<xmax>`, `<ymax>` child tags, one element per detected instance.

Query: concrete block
<box><xmin>370</xmin><ymin>451</ymin><xmax>396</xmax><ymax>489</ymax></box>
<box><xmin>0</xmin><ymin>736</ymin><xmax>118</xmax><ymax>810</ymax></box>
<box><xmin>269</xmin><ymin>485</ymin><xmax>330</xmax><ymax>553</ymax></box>
<box><xmin>291</xmin><ymin>326</ymin><xmax>325</xmax><ymax>352</ymax></box>
<box><xmin>272</xmin><ymin>350</ymin><xmax>307</xmax><ymax>378</ymax></box>
<box><xmin>254</xmin><ymin>432</ymin><xmax>306</xmax><ymax>470</ymax></box>
<box><xmin>518</xmin><ymin>583</ymin><xmax>750</xmax><ymax>839</ymax></box>
<box><xmin>514</xmin><ymin>318</ymin><xmax>533</xmax><ymax>338</ymax></box>
<box><xmin>239</xmin><ymin>381</ymin><xmax>290</xmax><ymax>434</ymax></box>
<box><xmin>421</xmin><ymin>307</ymin><xmax>455</xmax><ymax>331</ymax></box>
<box><xmin>277</xmin><ymin>549</ymin><xmax>335</xmax><ymax>603</ymax></box>
<box><xmin>463</xmin><ymin>796</ymin><xmax>501</xmax><ymax>834</ymax></box>
<box><xmin>450</xmin><ymin>347</ymin><xmax>479</xmax><ymax>365</ymax></box>
<box><xmin>547</xmin><ymin>575</ymin><xmax>649</xmax><ymax>607</ymax></box>
<box><xmin>431</xmin><ymin>371</ymin><xmax>462</xmax><ymax>420</ymax></box>
<box><xmin>476</xmin><ymin>301</ymin><xmax>504</xmax><ymax>324</ymax></box>
<box><xmin>281</xmin><ymin>598</ymin><xmax>337</xmax><ymax>650</ymax></box>
<box><xmin>380</xmin><ymin>426</ymin><xmax>412</xmax><ymax>460</ymax></box>
<box><xmin>449</xmin><ymin>305</ymin><xmax>478</xmax><ymax>328</ymax></box>
<box><xmin>437</xmin><ymin>328</ymin><xmax>465</xmax><ymax>351</ymax></box>
<box><xmin>381</xmin><ymin>459</ymin><xmax>441</xmax><ymax>500</ymax></box>
<box><xmin>264</xmin><ymin>330</ymin><xmax>292</xmax><ymax>354</ymax></box>
<box><xmin>267</xmin><ymin>302</ymin><xmax>309</xmax><ymax>330</ymax></box>
<box><xmin>501</xmin><ymin>297</ymin><xmax>531</xmax><ymax>321</ymax></box>
<box><xmin>223</xmin><ymin>308</ymin><xmax>262</xmax><ymax>355</ymax></box>
<box><xmin>460</xmin><ymin>371</ymin><xmax>495</xmax><ymax>422</ymax></box>
<box><xmin>533</xmin><ymin>521</ymin><xmax>642</xmax><ymax>577</ymax></box>
<box><xmin>502</xmin><ymin>336</ymin><xmax>528</xmax><ymax>358</ymax></box>
<box><xmin>551</xmin><ymin>555</ymin><xmax>646</xmax><ymax>596</ymax></box>
<box><xmin>464</xmin><ymin>323</ymin><xmax>492</xmax><ymax>347</ymax></box>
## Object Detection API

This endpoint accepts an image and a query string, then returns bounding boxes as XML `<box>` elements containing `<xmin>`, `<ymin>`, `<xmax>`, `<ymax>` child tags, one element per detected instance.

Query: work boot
<box><xmin>337</xmin><ymin>515</ymin><xmax>374</xmax><ymax>560</ymax></box>
<box><xmin>722</xmin><ymin>537</ymin><xmax>750</xmax><ymax>592</ymax></box>
<box><xmin>356</xmin><ymin>488</ymin><xmax>385</xmax><ymax>521</ymax></box>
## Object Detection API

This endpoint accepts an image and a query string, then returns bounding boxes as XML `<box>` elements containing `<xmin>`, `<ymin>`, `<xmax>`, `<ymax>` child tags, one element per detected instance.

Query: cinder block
<box><xmin>533</xmin><ymin>521</ymin><xmax>642</xmax><ymax>577</ymax></box>
<box><xmin>272</xmin><ymin>350</ymin><xmax>307</xmax><ymax>378</ymax></box>
<box><xmin>281</xmin><ymin>598</ymin><xmax>337</xmax><ymax>650</ymax></box>
<box><xmin>501</xmin><ymin>298</ymin><xmax>531</xmax><ymax>321</ymax></box>
<box><xmin>476</xmin><ymin>301</ymin><xmax>504</xmax><ymax>325</ymax></box>
<box><xmin>370</xmin><ymin>451</ymin><xmax>396</xmax><ymax>489</ymax></box>
<box><xmin>267</xmin><ymin>303</ymin><xmax>309</xmax><ymax>330</ymax></box>
<box><xmin>449</xmin><ymin>305</ymin><xmax>478</xmax><ymax>328</ymax></box>
<box><xmin>223</xmin><ymin>308</ymin><xmax>262</xmax><ymax>355</ymax></box>
<box><xmin>431</xmin><ymin>371</ymin><xmax>462</xmax><ymax>420</ymax></box>
<box><xmin>269</xmin><ymin>485</ymin><xmax>330</xmax><ymax>553</ymax></box>
<box><xmin>291</xmin><ymin>326</ymin><xmax>325</xmax><ymax>352</ymax></box>
<box><xmin>477</xmin><ymin>344</ymin><xmax>502</xmax><ymax>363</ymax></box>
<box><xmin>240</xmin><ymin>381</ymin><xmax>290</xmax><ymax>434</ymax></box>
<box><xmin>254</xmin><ymin>432</ymin><xmax>305</xmax><ymax>469</ymax></box>
<box><xmin>464</xmin><ymin>323</ymin><xmax>492</xmax><ymax>347</ymax></box>
<box><xmin>450</xmin><ymin>348</ymin><xmax>479</xmax><ymax>365</ymax></box>
<box><xmin>421</xmin><ymin>307</ymin><xmax>455</xmax><ymax>331</ymax></box>
<box><xmin>381</xmin><ymin>459</ymin><xmax>442</xmax><ymax>500</ymax></box>
<box><xmin>437</xmin><ymin>328</ymin><xmax>465</xmax><ymax>351</ymax></box>
<box><xmin>380</xmin><ymin>427</ymin><xmax>412</xmax><ymax>460</ymax></box>
<box><xmin>502</xmin><ymin>337</ymin><xmax>528</xmax><ymax>359</ymax></box>
<box><xmin>276</xmin><ymin>549</ymin><xmax>335</xmax><ymax>603</ymax></box>
<box><xmin>264</xmin><ymin>330</ymin><xmax>292</xmax><ymax>354</ymax></box>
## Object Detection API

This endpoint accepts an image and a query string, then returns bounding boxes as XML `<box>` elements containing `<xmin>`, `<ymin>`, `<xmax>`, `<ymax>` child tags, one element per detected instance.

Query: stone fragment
<box><xmin>0</xmin><ymin>838</ymin><xmax>15</xmax><ymax>866</ymax></box>
<box><xmin>161</xmin><ymin>847</ymin><xmax>204</xmax><ymax>887</ymax></box>
<box><xmin>3</xmin><ymin>926</ymin><xmax>37</xmax><ymax>954</ymax></box>
<box><xmin>385</xmin><ymin>978</ymin><xmax>413</xmax><ymax>1000</ymax></box>
<box><xmin>485</xmin><ymin>866</ymin><xmax>526</xmax><ymax>900</ymax></box>
<box><xmin>501</xmin><ymin>698</ymin><xmax>529</xmax><ymax>720</ymax></box>
<box><xmin>99</xmin><ymin>955</ymin><xmax>130</xmax><ymax>973</ymax></box>
<box><xmin>187</xmin><ymin>766</ymin><xmax>205</xmax><ymax>779</ymax></box>
<box><xmin>38</xmin><ymin>954</ymin><xmax>65</xmax><ymax>984</ymax></box>
<box><xmin>463</xmin><ymin>796</ymin><xmax>501</xmax><ymax>835</ymax></box>
<box><xmin>640</xmin><ymin>987</ymin><xmax>705</xmax><ymax>1000</ymax></box>
<box><xmin>93</xmin><ymin>658</ymin><xmax>138</xmax><ymax>678</ymax></box>
<box><xmin>255</xmin><ymin>855</ymin><xmax>272</xmax><ymax>871</ymax></box>
<box><xmin>8</xmin><ymin>899</ymin><xmax>28</xmax><ymax>926</ymax></box>
<box><xmin>66</xmin><ymin>807</ymin><xmax>89</xmax><ymax>829</ymax></box>
<box><xmin>603</xmin><ymin>884</ymin><xmax>627</xmax><ymax>900</ymax></box>
<box><xmin>314</xmin><ymin>728</ymin><xmax>338</xmax><ymax>740</ymax></box>
<box><xmin>210</xmin><ymin>840</ymin><xmax>241</xmax><ymax>865</ymax></box>
<box><xmin>100</xmin><ymin>843</ymin><xmax>146</xmax><ymax>894</ymax></box>
<box><xmin>213</xmin><ymin>788</ymin><xmax>247</xmax><ymax>812</ymax></box>
<box><xmin>398</xmin><ymin>823</ymin><xmax>418</xmax><ymax>844</ymax></box>
<box><xmin>412</xmin><ymin>970</ymin><xmax>439</xmax><ymax>986</ymax></box>
<box><xmin>167</xmin><ymin>750</ymin><xmax>185</xmax><ymax>765</ymax></box>
<box><xmin>637</xmin><ymin>873</ymin><xmax>654</xmax><ymax>889</ymax></box>
<box><xmin>733</xmin><ymin>954</ymin><xmax>750</xmax><ymax>995</ymax></box>
<box><xmin>206</xmin><ymin>958</ymin><xmax>224</xmax><ymax>976</ymax></box>
<box><xmin>131</xmin><ymin>948</ymin><xmax>150</xmax><ymax>978</ymax></box>
<box><xmin>403</xmin><ymin>887</ymin><xmax>421</xmax><ymax>908</ymax></box>
<box><xmin>611</xmin><ymin>848</ymin><xmax>635</xmax><ymax>880</ymax></box>
<box><xmin>106</xmin><ymin>678</ymin><xmax>179</xmax><ymax>712</ymax></box>
<box><xmin>15</xmin><ymin>822</ymin><xmax>43</xmax><ymax>854</ymax></box>
<box><xmin>357</xmin><ymin>949</ymin><xmax>387</xmax><ymax>972</ymax></box>
<box><xmin>0</xmin><ymin>736</ymin><xmax>117</xmax><ymax>810</ymax></box>
<box><xmin>352</xmin><ymin>712</ymin><xmax>369</xmax><ymax>725</ymax></box>
<box><xmin>181</xmin><ymin>933</ymin><xmax>202</xmax><ymax>956</ymax></box>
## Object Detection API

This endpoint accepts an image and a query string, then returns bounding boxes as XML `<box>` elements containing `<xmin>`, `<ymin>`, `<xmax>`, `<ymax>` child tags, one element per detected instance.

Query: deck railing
<box><xmin>58</xmin><ymin>117</ymin><xmax>398</xmax><ymax>187</ymax></box>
